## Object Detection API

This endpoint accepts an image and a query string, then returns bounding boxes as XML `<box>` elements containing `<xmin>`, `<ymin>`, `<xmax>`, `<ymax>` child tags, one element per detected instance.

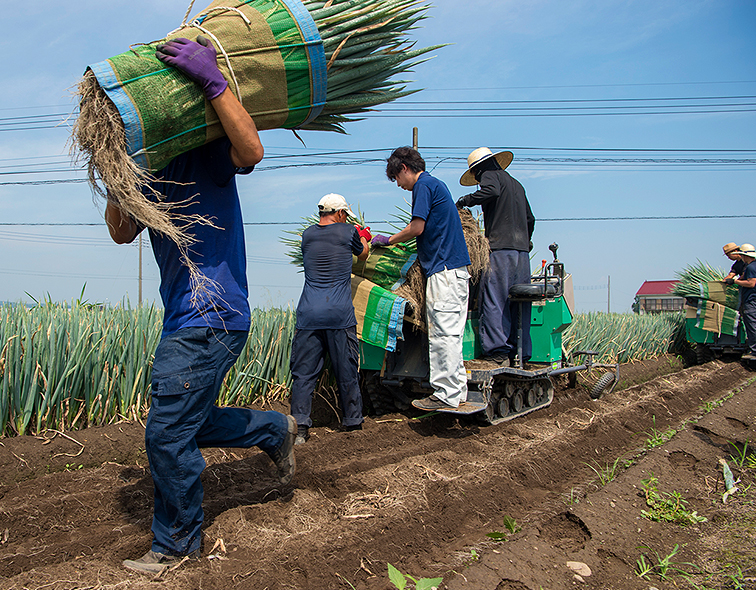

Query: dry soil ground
<box><xmin>1</xmin><ymin>356</ymin><xmax>755</xmax><ymax>590</ymax></box>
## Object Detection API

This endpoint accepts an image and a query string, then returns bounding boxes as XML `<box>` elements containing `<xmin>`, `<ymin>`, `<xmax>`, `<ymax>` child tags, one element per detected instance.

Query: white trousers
<box><xmin>426</xmin><ymin>266</ymin><xmax>470</xmax><ymax>407</ymax></box>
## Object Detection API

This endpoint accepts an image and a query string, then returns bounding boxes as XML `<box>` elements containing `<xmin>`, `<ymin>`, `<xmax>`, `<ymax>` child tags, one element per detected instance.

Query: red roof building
<box><xmin>634</xmin><ymin>280</ymin><xmax>684</xmax><ymax>314</ymax></box>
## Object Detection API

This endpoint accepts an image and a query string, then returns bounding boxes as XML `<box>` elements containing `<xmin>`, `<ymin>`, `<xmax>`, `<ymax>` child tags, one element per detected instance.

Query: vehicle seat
<box><xmin>509</xmin><ymin>282</ymin><xmax>557</xmax><ymax>301</ymax></box>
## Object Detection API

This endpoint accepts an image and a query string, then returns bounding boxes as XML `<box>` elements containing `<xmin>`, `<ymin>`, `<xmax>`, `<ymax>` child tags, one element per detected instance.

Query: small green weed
<box><xmin>563</xmin><ymin>488</ymin><xmax>580</xmax><ymax>506</ymax></box>
<box><xmin>724</xmin><ymin>564</ymin><xmax>745</xmax><ymax>589</ymax></box>
<box><xmin>486</xmin><ymin>515</ymin><xmax>521</xmax><ymax>541</ymax></box>
<box><xmin>643</xmin><ymin>416</ymin><xmax>677</xmax><ymax>448</ymax></box>
<box><xmin>635</xmin><ymin>544</ymin><xmax>698</xmax><ymax>581</ymax></box>
<box><xmin>586</xmin><ymin>455</ymin><xmax>624</xmax><ymax>487</ymax></box>
<box><xmin>641</xmin><ymin>475</ymin><xmax>707</xmax><ymax>526</ymax></box>
<box><xmin>387</xmin><ymin>563</ymin><xmax>443</xmax><ymax>590</ymax></box>
<box><xmin>728</xmin><ymin>440</ymin><xmax>752</xmax><ymax>468</ymax></box>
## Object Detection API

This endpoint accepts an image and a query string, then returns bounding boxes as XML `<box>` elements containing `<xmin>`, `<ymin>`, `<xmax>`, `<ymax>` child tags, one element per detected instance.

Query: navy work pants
<box><xmin>289</xmin><ymin>326</ymin><xmax>363</xmax><ymax>428</ymax></box>
<box><xmin>479</xmin><ymin>249</ymin><xmax>532</xmax><ymax>360</ymax></box>
<box><xmin>146</xmin><ymin>326</ymin><xmax>288</xmax><ymax>556</ymax></box>
<box><xmin>743</xmin><ymin>300</ymin><xmax>756</xmax><ymax>355</ymax></box>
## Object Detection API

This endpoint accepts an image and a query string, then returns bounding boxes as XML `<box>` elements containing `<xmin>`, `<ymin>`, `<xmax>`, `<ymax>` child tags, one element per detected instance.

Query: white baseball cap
<box><xmin>317</xmin><ymin>193</ymin><xmax>353</xmax><ymax>215</ymax></box>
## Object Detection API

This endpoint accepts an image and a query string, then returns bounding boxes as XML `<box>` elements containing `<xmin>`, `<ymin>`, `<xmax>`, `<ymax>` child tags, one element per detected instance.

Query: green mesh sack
<box><xmin>88</xmin><ymin>0</ymin><xmax>326</xmax><ymax>173</ymax></box>
<box><xmin>352</xmin><ymin>242</ymin><xmax>417</xmax><ymax>291</ymax></box>
<box><xmin>73</xmin><ymin>0</ymin><xmax>441</xmax><ymax>302</ymax></box>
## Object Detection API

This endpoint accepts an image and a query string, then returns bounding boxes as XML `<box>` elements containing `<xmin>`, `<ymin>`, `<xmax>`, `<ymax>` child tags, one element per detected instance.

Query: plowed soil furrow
<box><xmin>0</xmin><ymin>359</ymin><xmax>751</xmax><ymax>590</ymax></box>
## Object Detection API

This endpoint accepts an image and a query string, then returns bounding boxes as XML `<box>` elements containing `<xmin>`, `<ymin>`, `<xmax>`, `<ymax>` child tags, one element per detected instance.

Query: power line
<box><xmin>425</xmin><ymin>80</ymin><xmax>756</xmax><ymax>91</ymax></box>
<box><xmin>0</xmin><ymin>214</ymin><xmax>753</xmax><ymax>228</ymax></box>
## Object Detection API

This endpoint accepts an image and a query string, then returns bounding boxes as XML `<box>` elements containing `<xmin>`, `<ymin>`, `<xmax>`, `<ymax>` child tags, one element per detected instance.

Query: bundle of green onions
<box><xmin>671</xmin><ymin>261</ymin><xmax>725</xmax><ymax>298</ymax></box>
<box><xmin>72</xmin><ymin>0</ymin><xmax>442</xmax><ymax>307</ymax></box>
<box><xmin>300</xmin><ymin>0</ymin><xmax>441</xmax><ymax>132</ymax></box>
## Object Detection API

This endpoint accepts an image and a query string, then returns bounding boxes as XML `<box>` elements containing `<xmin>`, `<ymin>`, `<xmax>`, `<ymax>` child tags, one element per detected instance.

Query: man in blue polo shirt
<box><xmin>104</xmin><ymin>35</ymin><xmax>296</xmax><ymax>575</ymax></box>
<box><xmin>372</xmin><ymin>147</ymin><xmax>471</xmax><ymax>410</ymax></box>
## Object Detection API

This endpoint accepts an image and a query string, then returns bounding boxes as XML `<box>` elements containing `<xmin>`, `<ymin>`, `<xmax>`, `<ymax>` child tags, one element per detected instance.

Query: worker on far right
<box><xmin>456</xmin><ymin>148</ymin><xmax>535</xmax><ymax>367</ymax></box>
<box><xmin>725</xmin><ymin>244</ymin><xmax>756</xmax><ymax>362</ymax></box>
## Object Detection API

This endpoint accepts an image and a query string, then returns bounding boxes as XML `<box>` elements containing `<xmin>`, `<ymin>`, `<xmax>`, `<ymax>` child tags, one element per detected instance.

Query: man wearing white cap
<box><xmin>725</xmin><ymin>244</ymin><xmax>756</xmax><ymax>360</ymax></box>
<box><xmin>289</xmin><ymin>194</ymin><xmax>370</xmax><ymax>443</ymax></box>
<box><xmin>456</xmin><ymin>148</ymin><xmax>535</xmax><ymax>366</ymax></box>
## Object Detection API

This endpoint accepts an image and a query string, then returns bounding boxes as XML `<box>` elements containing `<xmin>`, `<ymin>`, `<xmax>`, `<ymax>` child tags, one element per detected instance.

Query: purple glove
<box><xmin>372</xmin><ymin>234</ymin><xmax>391</xmax><ymax>247</ymax></box>
<box><xmin>155</xmin><ymin>36</ymin><xmax>228</xmax><ymax>100</ymax></box>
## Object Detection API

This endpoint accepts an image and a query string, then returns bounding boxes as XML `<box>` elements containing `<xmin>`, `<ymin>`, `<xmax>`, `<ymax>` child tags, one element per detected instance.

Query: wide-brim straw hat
<box><xmin>723</xmin><ymin>242</ymin><xmax>739</xmax><ymax>255</ymax></box>
<box><xmin>460</xmin><ymin>147</ymin><xmax>514</xmax><ymax>186</ymax></box>
<box><xmin>736</xmin><ymin>243</ymin><xmax>756</xmax><ymax>258</ymax></box>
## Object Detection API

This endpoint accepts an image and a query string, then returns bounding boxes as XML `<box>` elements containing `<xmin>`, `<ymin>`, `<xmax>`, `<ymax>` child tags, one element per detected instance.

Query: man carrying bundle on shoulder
<box><xmin>104</xmin><ymin>35</ymin><xmax>296</xmax><ymax>575</ymax></box>
<box><xmin>724</xmin><ymin>244</ymin><xmax>756</xmax><ymax>362</ymax></box>
<box><xmin>372</xmin><ymin>147</ymin><xmax>471</xmax><ymax>411</ymax></box>
<box><xmin>289</xmin><ymin>194</ymin><xmax>370</xmax><ymax>445</ymax></box>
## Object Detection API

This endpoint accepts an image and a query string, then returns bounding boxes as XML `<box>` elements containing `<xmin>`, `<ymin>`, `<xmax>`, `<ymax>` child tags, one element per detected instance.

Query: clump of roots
<box><xmin>458</xmin><ymin>207</ymin><xmax>490</xmax><ymax>283</ymax></box>
<box><xmin>71</xmin><ymin>71</ymin><xmax>218</xmax><ymax>305</ymax></box>
<box><xmin>394</xmin><ymin>208</ymin><xmax>490</xmax><ymax>326</ymax></box>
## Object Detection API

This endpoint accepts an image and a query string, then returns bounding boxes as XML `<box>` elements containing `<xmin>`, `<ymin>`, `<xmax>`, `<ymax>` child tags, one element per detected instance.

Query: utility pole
<box><xmin>607</xmin><ymin>275</ymin><xmax>611</xmax><ymax>313</ymax></box>
<box><xmin>412</xmin><ymin>127</ymin><xmax>418</xmax><ymax>151</ymax></box>
<box><xmin>138</xmin><ymin>233</ymin><xmax>143</xmax><ymax>306</ymax></box>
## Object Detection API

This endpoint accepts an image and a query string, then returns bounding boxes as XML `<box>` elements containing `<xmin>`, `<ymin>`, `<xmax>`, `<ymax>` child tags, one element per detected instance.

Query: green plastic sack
<box><xmin>693</xmin><ymin>298</ymin><xmax>740</xmax><ymax>337</ymax></box>
<box><xmin>352</xmin><ymin>242</ymin><xmax>417</xmax><ymax>291</ymax></box>
<box><xmin>351</xmin><ymin>276</ymin><xmax>407</xmax><ymax>352</ymax></box>
<box><xmin>700</xmin><ymin>281</ymin><xmax>740</xmax><ymax>310</ymax></box>
<box><xmin>87</xmin><ymin>0</ymin><xmax>326</xmax><ymax>172</ymax></box>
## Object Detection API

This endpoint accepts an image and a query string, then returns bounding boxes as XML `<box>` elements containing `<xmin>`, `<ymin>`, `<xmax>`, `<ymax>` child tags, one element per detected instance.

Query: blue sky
<box><xmin>1</xmin><ymin>0</ymin><xmax>754</xmax><ymax>312</ymax></box>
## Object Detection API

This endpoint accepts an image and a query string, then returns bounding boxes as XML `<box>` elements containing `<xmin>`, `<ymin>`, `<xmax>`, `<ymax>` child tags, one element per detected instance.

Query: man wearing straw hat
<box><xmin>289</xmin><ymin>194</ymin><xmax>370</xmax><ymax>445</ymax></box>
<box><xmin>456</xmin><ymin>148</ymin><xmax>535</xmax><ymax>367</ymax></box>
<box><xmin>723</xmin><ymin>242</ymin><xmax>745</xmax><ymax>280</ymax></box>
<box><xmin>105</xmin><ymin>36</ymin><xmax>296</xmax><ymax>574</ymax></box>
<box><xmin>373</xmin><ymin>147</ymin><xmax>471</xmax><ymax>411</ymax></box>
<box><xmin>725</xmin><ymin>244</ymin><xmax>756</xmax><ymax>361</ymax></box>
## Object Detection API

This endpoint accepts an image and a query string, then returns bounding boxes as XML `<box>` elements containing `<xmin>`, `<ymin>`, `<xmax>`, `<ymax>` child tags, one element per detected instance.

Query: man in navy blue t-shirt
<box><xmin>105</xmin><ymin>36</ymin><xmax>296</xmax><ymax>575</ymax></box>
<box><xmin>726</xmin><ymin>244</ymin><xmax>756</xmax><ymax>360</ymax></box>
<box><xmin>373</xmin><ymin>147</ymin><xmax>471</xmax><ymax>410</ymax></box>
<box><xmin>290</xmin><ymin>194</ymin><xmax>370</xmax><ymax>443</ymax></box>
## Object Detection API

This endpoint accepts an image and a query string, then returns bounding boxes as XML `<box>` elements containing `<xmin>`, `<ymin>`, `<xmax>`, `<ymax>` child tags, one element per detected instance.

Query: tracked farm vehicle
<box><xmin>357</xmin><ymin>243</ymin><xmax>619</xmax><ymax>424</ymax></box>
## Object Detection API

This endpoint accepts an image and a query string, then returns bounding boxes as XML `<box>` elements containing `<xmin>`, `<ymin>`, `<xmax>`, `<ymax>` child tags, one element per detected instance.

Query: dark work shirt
<box><xmin>458</xmin><ymin>169</ymin><xmax>535</xmax><ymax>251</ymax></box>
<box><xmin>296</xmin><ymin>223</ymin><xmax>363</xmax><ymax>329</ymax></box>
<box><xmin>731</xmin><ymin>259</ymin><xmax>746</xmax><ymax>277</ymax></box>
<box><xmin>147</xmin><ymin>138</ymin><xmax>253</xmax><ymax>335</ymax></box>
<box><xmin>742</xmin><ymin>260</ymin><xmax>756</xmax><ymax>307</ymax></box>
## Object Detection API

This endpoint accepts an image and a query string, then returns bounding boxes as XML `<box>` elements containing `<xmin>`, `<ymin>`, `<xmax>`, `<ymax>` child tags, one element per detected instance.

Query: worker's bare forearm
<box><xmin>358</xmin><ymin>237</ymin><xmax>369</xmax><ymax>261</ymax></box>
<box><xmin>210</xmin><ymin>88</ymin><xmax>264</xmax><ymax>168</ymax></box>
<box><xmin>389</xmin><ymin>218</ymin><xmax>425</xmax><ymax>245</ymax></box>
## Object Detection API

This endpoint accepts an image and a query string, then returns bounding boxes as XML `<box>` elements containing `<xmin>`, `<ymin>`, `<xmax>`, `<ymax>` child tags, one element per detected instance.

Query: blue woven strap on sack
<box><xmin>88</xmin><ymin>62</ymin><xmax>148</xmax><ymax>170</ymax></box>
<box><xmin>280</xmin><ymin>0</ymin><xmax>326</xmax><ymax>127</ymax></box>
<box><xmin>391</xmin><ymin>253</ymin><xmax>418</xmax><ymax>291</ymax></box>
<box><xmin>385</xmin><ymin>296</ymin><xmax>408</xmax><ymax>352</ymax></box>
